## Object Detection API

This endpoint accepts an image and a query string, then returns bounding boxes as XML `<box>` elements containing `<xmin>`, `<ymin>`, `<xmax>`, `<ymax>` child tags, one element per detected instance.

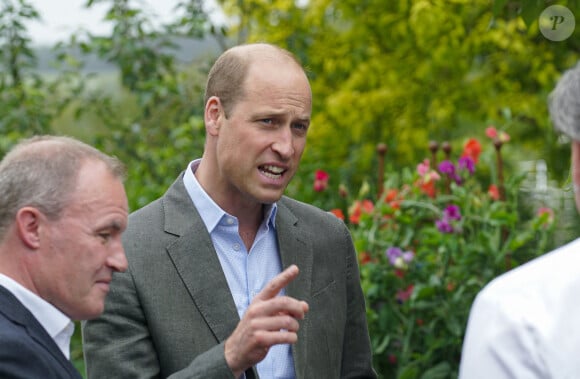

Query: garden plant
<box><xmin>314</xmin><ymin>128</ymin><xmax>557</xmax><ymax>378</ymax></box>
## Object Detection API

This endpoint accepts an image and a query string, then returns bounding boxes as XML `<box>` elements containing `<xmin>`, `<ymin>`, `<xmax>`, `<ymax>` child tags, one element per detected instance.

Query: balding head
<box><xmin>204</xmin><ymin>43</ymin><xmax>307</xmax><ymax>118</ymax></box>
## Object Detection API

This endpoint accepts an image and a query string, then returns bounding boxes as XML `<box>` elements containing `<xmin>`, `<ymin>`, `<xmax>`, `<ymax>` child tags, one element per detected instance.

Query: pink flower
<box><xmin>313</xmin><ymin>169</ymin><xmax>330</xmax><ymax>192</ymax></box>
<box><xmin>537</xmin><ymin>207</ymin><xmax>555</xmax><ymax>228</ymax></box>
<box><xmin>486</xmin><ymin>126</ymin><xmax>510</xmax><ymax>144</ymax></box>
<box><xmin>417</xmin><ymin>159</ymin><xmax>430</xmax><ymax>176</ymax></box>
<box><xmin>486</xmin><ymin>126</ymin><xmax>498</xmax><ymax>139</ymax></box>
<box><xmin>396</xmin><ymin>284</ymin><xmax>414</xmax><ymax>303</ymax></box>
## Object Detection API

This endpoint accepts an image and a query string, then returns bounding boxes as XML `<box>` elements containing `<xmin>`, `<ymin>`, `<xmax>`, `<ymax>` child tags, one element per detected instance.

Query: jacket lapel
<box><xmin>160</xmin><ymin>178</ymin><xmax>312</xmax><ymax>378</ymax></box>
<box><xmin>0</xmin><ymin>286</ymin><xmax>82</xmax><ymax>378</ymax></box>
<box><xmin>162</xmin><ymin>175</ymin><xmax>240</xmax><ymax>343</ymax></box>
<box><xmin>275</xmin><ymin>199</ymin><xmax>313</xmax><ymax>379</ymax></box>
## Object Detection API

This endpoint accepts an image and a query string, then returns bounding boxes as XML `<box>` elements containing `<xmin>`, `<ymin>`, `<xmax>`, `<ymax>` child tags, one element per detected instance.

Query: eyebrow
<box><xmin>105</xmin><ymin>221</ymin><xmax>125</xmax><ymax>232</ymax></box>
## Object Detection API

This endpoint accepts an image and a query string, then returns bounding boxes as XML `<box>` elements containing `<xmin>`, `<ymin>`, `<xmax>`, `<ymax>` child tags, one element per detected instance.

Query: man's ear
<box><xmin>204</xmin><ymin>96</ymin><xmax>224</xmax><ymax>137</ymax></box>
<box><xmin>15</xmin><ymin>207</ymin><xmax>42</xmax><ymax>249</ymax></box>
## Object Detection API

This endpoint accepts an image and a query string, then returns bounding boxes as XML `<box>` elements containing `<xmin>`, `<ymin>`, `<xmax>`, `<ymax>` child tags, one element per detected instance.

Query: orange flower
<box><xmin>488</xmin><ymin>184</ymin><xmax>500</xmax><ymax>201</ymax></box>
<box><xmin>348</xmin><ymin>200</ymin><xmax>374</xmax><ymax>224</ymax></box>
<box><xmin>329</xmin><ymin>208</ymin><xmax>345</xmax><ymax>221</ymax></box>
<box><xmin>462</xmin><ymin>138</ymin><xmax>482</xmax><ymax>164</ymax></box>
<box><xmin>416</xmin><ymin>178</ymin><xmax>436</xmax><ymax>198</ymax></box>
<box><xmin>358</xmin><ymin>251</ymin><xmax>372</xmax><ymax>265</ymax></box>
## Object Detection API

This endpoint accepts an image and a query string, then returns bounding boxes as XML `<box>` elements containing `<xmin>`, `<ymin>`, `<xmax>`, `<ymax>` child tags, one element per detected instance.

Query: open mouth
<box><xmin>259</xmin><ymin>164</ymin><xmax>285</xmax><ymax>179</ymax></box>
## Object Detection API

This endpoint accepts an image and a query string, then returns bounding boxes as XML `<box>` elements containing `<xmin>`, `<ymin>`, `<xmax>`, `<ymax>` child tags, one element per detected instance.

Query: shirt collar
<box><xmin>0</xmin><ymin>273</ymin><xmax>74</xmax><ymax>359</ymax></box>
<box><xmin>183</xmin><ymin>159</ymin><xmax>277</xmax><ymax>233</ymax></box>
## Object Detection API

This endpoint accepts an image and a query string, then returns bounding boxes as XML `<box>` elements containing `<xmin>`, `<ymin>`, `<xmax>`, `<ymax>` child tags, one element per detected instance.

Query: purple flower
<box><xmin>443</xmin><ymin>205</ymin><xmax>461</xmax><ymax>221</ymax></box>
<box><xmin>402</xmin><ymin>251</ymin><xmax>415</xmax><ymax>263</ymax></box>
<box><xmin>458</xmin><ymin>156</ymin><xmax>475</xmax><ymax>175</ymax></box>
<box><xmin>438</xmin><ymin>160</ymin><xmax>462</xmax><ymax>185</ymax></box>
<box><xmin>436</xmin><ymin>219</ymin><xmax>454</xmax><ymax>233</ymax></box>
<box><xmin>438</xmin><ymin>160</ymin><xmax>455</xmax><ymax>175</ymax></box>
<box><xmin>386</xmin><ymin>247</ymin><xmax>402</xmax><ymax>265</ymax></box>
<box><xmin>385</xmin><ymin>247</ymin><xmax>414</xmax><ymax>266</ymax></box>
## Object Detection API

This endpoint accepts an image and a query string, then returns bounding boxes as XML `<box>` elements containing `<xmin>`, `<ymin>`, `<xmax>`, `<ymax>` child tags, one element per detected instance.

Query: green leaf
<box><xmin>420</xmin><ymin>362</ymin><xmax>452</xmax><ymax>379</ymax></box>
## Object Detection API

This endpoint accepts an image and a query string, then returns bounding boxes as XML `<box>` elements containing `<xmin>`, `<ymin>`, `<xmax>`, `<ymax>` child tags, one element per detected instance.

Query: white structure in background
<box><xmin>519</xmin><ymin>159</ymin><xmax>576</xmax><ymax>244</ymax></box>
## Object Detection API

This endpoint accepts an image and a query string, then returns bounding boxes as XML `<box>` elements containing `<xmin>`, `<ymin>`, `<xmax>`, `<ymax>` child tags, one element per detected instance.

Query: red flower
<box><xmin>394</xmin><ymin>269</ymin><xmax>406</xmax><ymax>278</ymax></box>
<box><xmin>358</xmin><ymin>251</ymin><xmax>372</xmax><ymax>265</ymax></box>
<box><xmin>461</xmin><ymin>138</ymin><xmax>482</xmax><ymax>164</ymax></box>
<box><xmin>388</xmin><ymin>354</ymin><xmax>397</xmax><ymax>365</ymax></box>
<box><xmin>313</xmin><ymin>169</ymin><xmax>329</xmax><ymax>192</ymax></box>
<box><xmin>348</xmin><ymin>200</ymin><xmax>374</xmax><ymax>224</ymax></box>
<box><xmin>329</xmin><ymin>208</ymin><xmax>344</xmax><ymax>221</ymax></box>
<box><xmin>396</xmin><ymin>284</ymin><xmax>414</xmax><ymax>303</ymax></box>
<box><xmin>488</xmin><ymin>184</ymin><xmax>500</xmax><ymax>201</ymax></box>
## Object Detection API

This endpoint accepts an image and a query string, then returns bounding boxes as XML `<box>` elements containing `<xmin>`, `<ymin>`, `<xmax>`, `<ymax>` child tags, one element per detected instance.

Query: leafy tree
<box><xmin>62</xmin><ymin>0</ymin><xmax>216</xmax><ymax>210</ymax></box>
<box><xmin>0</xmin><ymin>0</ymin><xmax>83</xmax><ymax>139</ymax></box>
<box><xmin>217</xmin><ymin>0</ymin><xmax>580</xmax><ymax>199</ymax></box>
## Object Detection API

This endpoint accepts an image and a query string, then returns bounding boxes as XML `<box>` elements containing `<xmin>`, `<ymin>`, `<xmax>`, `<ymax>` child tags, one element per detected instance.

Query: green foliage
<box><xmin>1</xmin><ymin>0</ymin><xmax>578</xmax><ymax>377</ymax></box>
<box><xmin>0</xmin><ymin>0</ymin><xmax>84</xmax><ymax>139</ymax></box>
<box><xmin>228</xmin><ymin>0</ymin><xmax>580</xmax><ymax>191</ymax></box>
<box><xmin>320</xmin><ymin>133</ymin><xmax>557</xmax><ymax>378</ymax></box>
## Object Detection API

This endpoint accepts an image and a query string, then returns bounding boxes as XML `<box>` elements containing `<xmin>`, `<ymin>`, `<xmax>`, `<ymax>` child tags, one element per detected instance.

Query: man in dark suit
<box><xmin>83</xmin><ymin>43</ymin><xmax>376</xmax><ymax>378</ymax></box>
<box><xmin>0</xmin><ymin>135</ymin><xmax>129</xmax><ymax>378</ymax></box>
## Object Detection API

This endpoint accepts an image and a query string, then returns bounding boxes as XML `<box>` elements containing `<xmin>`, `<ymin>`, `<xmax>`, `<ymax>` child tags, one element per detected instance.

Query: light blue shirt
<box><xmin>183</xmin><ymin>160</ymin><xmax>295</xmax><ymax>379</ymax></box>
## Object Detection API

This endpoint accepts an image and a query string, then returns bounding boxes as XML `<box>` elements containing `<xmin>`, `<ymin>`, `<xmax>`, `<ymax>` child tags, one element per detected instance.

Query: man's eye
<box><xmin>261</xmin><ymin>118</ymin><xmax>274</xmax><ymax>124</ymax></box>
<box><xmin>292</xmin><ymin>123</ymin><xmax>309</xmax><ymax>134</ymax></box>
<box><xmin>98</xmin><ymin>233</ymin><xmax>111</xmax><ymax>242</ymax></box>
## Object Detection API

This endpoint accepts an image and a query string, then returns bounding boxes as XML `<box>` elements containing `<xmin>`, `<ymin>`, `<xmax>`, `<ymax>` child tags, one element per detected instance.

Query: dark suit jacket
<box><xmin>82</xmin><ymin>173</ymin><xmax>376</xmax><ymax>379</ymax></box>
<box><xmin>0</xmin><ymin>285</ymin><xmax>82</xmax><ymax>379</ymax></box>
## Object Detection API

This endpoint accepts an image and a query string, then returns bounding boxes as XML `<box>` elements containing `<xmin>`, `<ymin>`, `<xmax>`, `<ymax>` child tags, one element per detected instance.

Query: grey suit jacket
<box><xmin>0</xmin><ymin>285</ymin><xmax>82</xmax><ymax>379</ymax></box>
<box><xmin>82</xmin><ymin>173</ymin><xmax>376</xmax><ymax>379</ymax></box>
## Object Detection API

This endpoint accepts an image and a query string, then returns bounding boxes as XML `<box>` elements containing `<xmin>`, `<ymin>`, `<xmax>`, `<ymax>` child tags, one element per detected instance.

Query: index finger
<box><xmin>255</xmin><ymin>264</ymin><xmax>299</xmax><ymax>301</ymax></box>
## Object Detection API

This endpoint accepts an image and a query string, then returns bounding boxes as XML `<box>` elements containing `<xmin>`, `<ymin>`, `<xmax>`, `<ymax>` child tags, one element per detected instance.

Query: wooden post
<box><xmin>377</xmin><ymin>143</ymin><xmax>387</xmax><ymax>198</ymax></box>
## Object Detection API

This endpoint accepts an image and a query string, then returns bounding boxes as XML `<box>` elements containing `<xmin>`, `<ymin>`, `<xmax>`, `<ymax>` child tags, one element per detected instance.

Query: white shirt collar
<box><xmin>0</xmin><ymin>273</ymin><xmax>74</xmax><ymax>359</ymax></box>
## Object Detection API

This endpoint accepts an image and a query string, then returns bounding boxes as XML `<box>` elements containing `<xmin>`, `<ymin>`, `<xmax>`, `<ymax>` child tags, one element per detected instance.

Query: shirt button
<box><xmin>226</xmin><ymin>218</ymin><xmax>234</xmax><ymax>225</ymax></box>
<box><xmin>233</xmin><ymin>243</ymin><xmax>240</xmax><ymax>251</ymax></box>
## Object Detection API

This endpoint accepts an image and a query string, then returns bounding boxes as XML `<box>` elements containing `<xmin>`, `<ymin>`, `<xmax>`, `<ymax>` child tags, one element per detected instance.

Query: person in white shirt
<box><xmin>0</xmin><ymin>135</ymin><xmax>129</xmax><ymax>379</ymax></box>
<box><xmin>459</xmin><ymin>62</ymin><xmax>580</xmax><ymax>378</ymax></box>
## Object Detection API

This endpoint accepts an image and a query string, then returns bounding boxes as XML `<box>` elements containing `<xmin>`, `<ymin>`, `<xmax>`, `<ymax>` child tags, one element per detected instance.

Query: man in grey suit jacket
<box><xmin>83</xmin><ymin>43</ymin><xmax>376</xmax><ymax>378</ymax></box>
<box><xmin>0</xmin><ymin>135</ymin><xmax>129</xmax><ymax>378</ymax></box>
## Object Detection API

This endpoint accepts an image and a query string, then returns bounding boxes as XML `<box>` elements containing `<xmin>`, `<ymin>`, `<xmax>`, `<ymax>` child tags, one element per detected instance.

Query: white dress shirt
<box><xmin>459</xmin><ymin>238</ymin><xmax>580</xmax><ymax>379</ymax></box>
<box><xmin>0</xmin><ymin>273</ymin><xmax>75</xmax><ymax>359</ymax></box>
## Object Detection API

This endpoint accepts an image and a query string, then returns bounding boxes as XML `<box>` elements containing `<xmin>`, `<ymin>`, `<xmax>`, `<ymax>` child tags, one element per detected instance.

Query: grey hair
<box><xmin>548</xmin><ymin>61</ymin><xmax>580</xmax><ymax>141</ymax></box>
<box><xmin>0</xmin><ymin>135</ymin><xmax>125</xmax><ymax>240</ymax></box>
